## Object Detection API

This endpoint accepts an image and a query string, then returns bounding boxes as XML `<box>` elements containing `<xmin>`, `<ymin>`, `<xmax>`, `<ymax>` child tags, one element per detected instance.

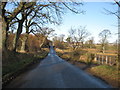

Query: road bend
<box><xmin>5</xmin><ymin>46</ymin><xmax>112</xmax><ymax>88</ymax></box>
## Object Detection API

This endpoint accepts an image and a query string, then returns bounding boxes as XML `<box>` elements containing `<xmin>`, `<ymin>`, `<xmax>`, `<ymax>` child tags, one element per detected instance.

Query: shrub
<box><xmin>70</xmin><ymin>49</ymin><xmax>87</xmax><ymax>61</ymax></box>
<box><xmin>86</xmin><ymin>53</ymin><xmax>95</xmax><ymax>65</ymax></box>
<box><xmin>6</xmin><ymin>34</ymin><xmax>15</xmax><ymax>50</ymax></box>
<box><xmin>54</xmin><ymin>41</ymin><xmax>65</xmax><ymax>49</ymax></box>
<box><xmin>72</xmin><ymin>49</ymin><xmax>87</xmax><ymax>56</ymax></box>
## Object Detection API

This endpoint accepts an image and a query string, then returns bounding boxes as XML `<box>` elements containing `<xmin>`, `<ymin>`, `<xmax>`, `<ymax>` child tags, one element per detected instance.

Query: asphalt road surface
<box><xmin>5</xmin><ymin>46</ymin><xmax>112</xmax><ymax>88</ymax></box>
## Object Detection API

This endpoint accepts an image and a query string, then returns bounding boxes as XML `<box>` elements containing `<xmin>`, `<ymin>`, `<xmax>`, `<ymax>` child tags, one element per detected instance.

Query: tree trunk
<box><xmin>2</xmin><ymin>16</ymin><xmax>9</xmax><ymax>51</ymax></box>
<box><xmin>2</xmin><ymin>17</ymin><xmax>6</xmax><ymax>50</ymax></box>
<box><xmin>25</xmin><ymin>33</ymin><xmax>29</xmax><ymax>52</ymax></box>
<box><xmin>24</xmin><ymin>25</ymin><xmax>30</xmax><ymax>52</ymax></box>
<box><xmin>39</xmin><ymin>37</ymin><xmax>47</xmax><ymax>49</ymax></box>
<box><xmin>0</xmin><ymin>16</ymin><xmax>2</xmax><ymax>49</ymax></box>
<box><xmin>102</xmin><ymin>45</ymin><xmax>105</xmax><ymax>53</ymax></box>
<box><xmin>20</xmin><ymin>39</ymin><xmax>26</xmax><ymax>52</ymax></box>
<box><xmin>13</xmin><ymin>20</ymin><xmax>24</xmax><ymax>52</ymax></box>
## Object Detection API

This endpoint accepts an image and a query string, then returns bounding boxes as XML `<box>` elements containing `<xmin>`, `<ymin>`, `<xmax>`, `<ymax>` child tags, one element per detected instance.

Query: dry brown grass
<box><xmin>42</xmin><ymin>48</ymin><xmax>50</xmax><ymax>52</ymax></box>
<box><xmin>56</xmin><ymin>48</ymin><xmax>71</xmax><ymax>53</ymax></box>
<box><xmin>55</xmin><ymin>48</ymin><xmax>64</xmax><ymax>53</ymax></box>
<box><xmin>56</xmin><ymin>47</ymin><xmax>119</xmax><ymax>87</ymax></box>
<box><xmin>96</xmin><ymin>53</ymin><xmax>117</xmax><ymax>56</ymax></box>
<box><xmin>83</xmin><ymin>48</ymin><xmax>98</xmax><ymax>53</ymax></box>
<box><xmin>87</xmin><ymin>65</ymin><xmax>120</xmax><ymax>88</ymax></box>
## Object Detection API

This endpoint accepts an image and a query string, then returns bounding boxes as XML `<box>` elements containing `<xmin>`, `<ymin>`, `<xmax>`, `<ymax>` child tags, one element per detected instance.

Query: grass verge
<box><xmin>87</xmin><ymin>65</ymin><xmax>120</xmax><ymax>87</ymax></box>
<box><xmin>56</xmin><ymin>48</ymin><xmax>119</xmax><ymax>88</ymax></box>
<box><xmin>2</xmin><ymin>49</ymin><xmax>49</xmax><ymax>87</ymax></box>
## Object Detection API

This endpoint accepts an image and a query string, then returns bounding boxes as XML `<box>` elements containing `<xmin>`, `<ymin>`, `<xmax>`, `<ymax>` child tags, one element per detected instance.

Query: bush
<box><xmin>54</xmin><ymin>41</ymin><xmax>65</xmax><ymax>49</ymax></box>
<box><xmin>6</xmin><ymin>34</ymin><xmax>15</xmax><ymax>50</ymax></box>
<box><xmin>86</xmin><ymin>53</ymin><xmax>95</xmax><ymax>65</ymax></box>
<box><xmin>73</xmin><ymin>49</ymin><xmax>80</xmax><ymax>56</ymax></box>
<box><xmin>72</xmin><ymin>49</ymin><xmax>87</xmax><ymax>56</ymax></box>
<box><xmin>69</xmin><ymin>49</ymin><xmax>87</xmax><ymax>61</ymax></box>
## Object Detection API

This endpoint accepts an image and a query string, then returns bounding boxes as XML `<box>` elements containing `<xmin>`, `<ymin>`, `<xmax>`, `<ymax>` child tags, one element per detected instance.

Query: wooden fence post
<box><xmin>96</xmin><ymin>54</ymin><xmax>117</xmax><ymax>66</ymax></box>
<box><xmin>109</xmin><ymin>56</ymin><xmax>112</xmax><ymax>65</ymax></box>
<box><xmin>106</xmin><ymin>56</ymin><xmax>108</xmax><ymax>64</ymax></box>
<box><xmin>99</xmin><ymin>55</ymin><xmax>101</xmax><ymax>64</ymax></box>
<box><xmin>94</xmin><ymin>54</ymin><xmax>97</xmax><ymax>62</ymax></box>
<box><xmin>102</xmin><ymin>55</ymin><xmax>104</xmax><ymax>64</ymax></box>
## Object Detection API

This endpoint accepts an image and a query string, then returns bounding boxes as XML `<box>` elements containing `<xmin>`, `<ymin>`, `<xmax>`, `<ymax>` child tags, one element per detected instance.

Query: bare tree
<box><xmin>85</xmin><ymin>37</ymin><xmax>95</xmax><ymax>48</ymax></box>
<box><xmin>14</xmin><ymin>3</ymin><xmax>36</xmax><ymax>52</ymax></box>
<box><xmin>52</xmin><ymin>35</ymin><xmax>65</xmax><ymax>49</ymax></box>
<box><xmin>1</xmin><ymin>2</ymin><xmax>35</xmax><ymax>50</ymax></box>
<box><xmin>66</xmin><ymin>36</ymin><xmax>72</xmax><ymax>47</ymax></box>
<box><xmin>99</xmin><ymin>29</ymin><xmax>111</xmax><ymax>53</ymax></box>
<box><xmin>104</xmin><ymin>0</ymin><xmax>120</xmax><ymax>19</ymax></box>
<box><xmin>113</xmin><ymin>39</ymin><xmax>118</xmax><ymax>51</ymax></box>
<box><xmin>67</xmin><ymin>26</ymin><xmax>89</xmax><ymax>49</ymax></box>
<box><xmin>114</xmin><ymin>0</ymin><xmax>120</xmax><ymax>7</ymax></box>
<box><xmin>2</xmin><ymin>1</ymin><xmax>84</xmax><ymax>52</ymax></box>
<box><xmin>77</xmin><ymin>26</ymin><xmax>90</xmax><ymax>47</ymax></box>
<box><xmin>59</xmin><ymin>34</ymin><xmax>65</xmax><ymax>42</ymax></box>
<box><xmin>68</xmin><ymin>27</ymin><xmax>77</xmax><ymax>49</ymax></box>
<box><xmin>38</xmin><ymin>27</ymin><xmax>55</xmax><ymax>48</ymax></box>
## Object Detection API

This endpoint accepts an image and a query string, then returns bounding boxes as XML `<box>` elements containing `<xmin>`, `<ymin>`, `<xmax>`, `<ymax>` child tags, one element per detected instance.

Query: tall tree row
<box><xmin>2</xmin><ymin>1</ymin><xmax>83</xmax><ymax>52</ymax></box>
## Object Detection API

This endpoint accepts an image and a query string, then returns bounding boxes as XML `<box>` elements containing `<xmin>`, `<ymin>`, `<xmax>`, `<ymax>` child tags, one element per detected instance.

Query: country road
<box><xmin>5</xmin><ymin>46</ymin><xmax>112</xmax><ymax>88</ymax></box>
